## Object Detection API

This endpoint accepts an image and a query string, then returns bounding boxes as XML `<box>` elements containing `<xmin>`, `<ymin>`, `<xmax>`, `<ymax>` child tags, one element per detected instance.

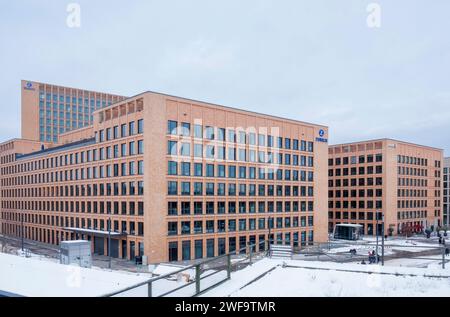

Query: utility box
<box><xmin>60</xmin><ymin>240</ymin><xmax>92</xmax><ymax>268</ymax></box>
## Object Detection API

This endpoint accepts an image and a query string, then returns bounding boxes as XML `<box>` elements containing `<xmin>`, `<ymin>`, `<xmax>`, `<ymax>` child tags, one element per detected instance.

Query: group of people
<box><xmin>360</xmin><ymin>250</ymin><xmax>379</xmax><ymax>265</ymax></box>
<box><xmin>368</xmin><ymin>250</ymin><xmax>380</xmax><ymax>264</ymax></box>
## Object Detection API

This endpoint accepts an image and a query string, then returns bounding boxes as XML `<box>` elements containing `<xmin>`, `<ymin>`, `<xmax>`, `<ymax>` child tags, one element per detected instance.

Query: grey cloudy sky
<box><xmin>0</xmin><ymin>1</ymin><xmax>449</xmax><ymax>152</ymax></box>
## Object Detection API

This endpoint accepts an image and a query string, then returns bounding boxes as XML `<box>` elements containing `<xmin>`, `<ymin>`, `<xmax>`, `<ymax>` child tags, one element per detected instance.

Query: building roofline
<box><xmin>329</xmin><ymin>138</ymin><xmax>444</xmax><ymax>152</ymax></box>
<box><xmin>0</xmin><ymin>138</ymin><xmax>52</xmax><ymax>146</ymax></box>
<box><xmin>58</xmin><ymin>125</ymin><xmax>93</xmax><ymax>137</ymax></box>
<box><xmin>16</xmin><ymin>138</ymin><xmax>96</xmax><ymax>161</ymax></box>
<box><xmin>94</xmin><ymin>90</ymin><xmax>329</xmax><ymax>129</ymax></box>
<box><xmin>21</xmin><ymin>79</ymin><xmax>127</xmax><ymax>98</ymax></box>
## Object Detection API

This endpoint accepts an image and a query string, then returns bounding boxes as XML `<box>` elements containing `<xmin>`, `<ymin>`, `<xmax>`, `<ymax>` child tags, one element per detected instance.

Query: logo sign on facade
<box><xmin>24</xmin><ymin>82</ymin><xmax>35</xmax><ymax>91</ymax></box>
<box><xmin>316</xmin><ymin>129</ymin><xmax>328</xmax><ymax>143</ymax></box>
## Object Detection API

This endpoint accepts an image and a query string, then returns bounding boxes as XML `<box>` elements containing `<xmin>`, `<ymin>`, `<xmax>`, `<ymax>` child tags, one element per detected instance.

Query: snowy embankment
<box><xmin>203</xmin><ymin>258</ymin><xmax>450</xmax><ymax>297</ymax></box>
<box><xmin>325</xmin><ymin>237</ymin><xmax>440</xmax><ymax>256</ymax></box>
<box><xmin>0</xmin><ymin>253</ymin><xmax>150</xmax><ymax>297</ymax></box>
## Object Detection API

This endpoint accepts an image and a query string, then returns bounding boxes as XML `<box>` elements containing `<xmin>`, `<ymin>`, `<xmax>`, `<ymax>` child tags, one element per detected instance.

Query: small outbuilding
<box><xmin>333</xmin><ymin>224</ymin><xmax>364</xmax><ymax>241</ymax></box>
<box><xmin>60</xmin><ymin>240</ymin><xmax>92</xmax><ymax>268</ymax></box>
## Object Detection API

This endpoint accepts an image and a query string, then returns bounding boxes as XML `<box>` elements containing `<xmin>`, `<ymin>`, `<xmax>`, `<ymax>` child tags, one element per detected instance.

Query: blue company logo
<box><xmin>24</xmin><ymin>82</ymin><xmax>35</xmax><ymax>91</ymax></box>
<box><xmin>316</xmin><ymin>129</ymin><xmax>328</xmax><ymax>143</ymax></box>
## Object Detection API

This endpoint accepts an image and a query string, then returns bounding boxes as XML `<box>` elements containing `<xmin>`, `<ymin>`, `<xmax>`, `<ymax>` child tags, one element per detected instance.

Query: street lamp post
<box><xmin>376</xmin><ymin>214</ymin><xmax>379</xmax><ymax>264</ymax></box>
<box><xmin>108</xmin><ymin>216</ymin><xmax>112</xmax><ymax>270</ymax></box>
<box><xmin>21</xmin><ymin>213</ymin><xmax>24</xmax><ymax>252</ymax></box>
<box><xmin>375</xmin><ymin>211</ymin><xmax>385</xmax><ymax>265</ymax></box>
<box><xmin>381</xmin><ymin>213</ymin><xmax>385</xmax><ymax>266</ymax></box>
<box><xmin>268</xmin><ymin>216</ymin><xmax>272</xmax><ymax>257</ymax></box>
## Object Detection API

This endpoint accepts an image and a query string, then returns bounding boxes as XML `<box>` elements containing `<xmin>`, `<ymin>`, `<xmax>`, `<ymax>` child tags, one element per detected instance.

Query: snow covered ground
<box><xmin>2</xmin><ymin>235</ymin><xmax>449</xmax><ymax>297</ymax></box>
<box><xmin>385</xmin><ymin>255</ymin><xmax>449</xmax><ymax>269</ymax></box>
<box><xmin>0</xmin><ymin>252</ymin><xmax>229</xmax><ymax>297</ymax></box>
<box><xmin>323</xmin><ymin>236</ymin><xmax>440</xmax><ymax>256</ymax></box>
<box><xmin>0</xmin><ymin>253</ymin><xmax>151</xmax><ymax>297</ymax></box>
<box><xmin>203</xmin><ymin>258</ymin><xmax>450</xmax><ymax>297</ymax></box>
<box><xmin>113</xmin><ymin>269</ymin><xmax>228</xmax><ymax>297</ymax></box>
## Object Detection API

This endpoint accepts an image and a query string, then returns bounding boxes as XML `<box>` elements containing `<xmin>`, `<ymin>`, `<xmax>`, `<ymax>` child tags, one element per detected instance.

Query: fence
<box><xmin>295</xmin><ymin>239</ymin><xmax>449</xmax><ymax>269</ymax></box>
<box><xmin>102</xmin><ymin>240</ymin><xmax>269</xmax><ymax>297</ymax></box>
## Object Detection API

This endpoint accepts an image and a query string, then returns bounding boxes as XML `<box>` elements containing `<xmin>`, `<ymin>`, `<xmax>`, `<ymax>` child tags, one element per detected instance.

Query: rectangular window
<box><xmin>194</xmin><ymin>124</ymin><xmax>203</xmax><ymax>138</ymax></box>
<box><xmin>181</xmin><ymin>122</ymin><xmax>190</xmax><ymax>136</ymax></box>
<box><xmin>137</xmin><ymin>119</ymin><xmax>144</xmax><ymax>134</ymax></box>
<box><xmin>207</xmin><ymin>239</ymin><xmax>215</xmax><ymax>258</ymax></box>
<box><xmin>168</xmin><ymin>120</ymin><xmax>177</xmax><ymax>135</ymax></box>
<box><xmin>181</xmin><ymin>162</ymin><xmax>191</xmax><ymax>176</ymax></box>
<box><xmin>194</xmin><ymin>163</ymin><xmax>203</xmax><ymax>177</ymax></box>
<box><xmin>129</xmin><ymin>121</ymin><xmax>135</xmax><ymax>136</ymax></box>
<box><xmin>194</xmin><ymin>144</ymin><xmax>203</xmax><ymax>158</ymax></box>
<box><xmin>195</xmin><ymin>240</ymin><xmax>203</xmax><ymax>259</ymax></box>
<box><xmin>168</xmin><ymin>141</ymin><xmax>177</xmax><ymax>155</ymax></box>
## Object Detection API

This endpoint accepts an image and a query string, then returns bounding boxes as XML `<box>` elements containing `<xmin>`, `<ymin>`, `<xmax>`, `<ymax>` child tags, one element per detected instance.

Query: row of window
<box><xmin>328</xmin><ymin>200</ymin><xmax>383</xmax><ymax>209</ymax></box>
<box><xmin>397</xmin><ymin>178</ymin><xmax>428</xmax><ymax>188</ymax></box>
<box><xmin>397</xmin><ymin>210</ymin><xmax>428</xmax><ymax>220</ymax></box>
<box><xmin>328</xmin><ymin>211</ymin><xmax>384</xmax><ymax>220</ymax></box>
<box><xmin>168</xmin><ymin>162</ymin><xmax>314</xmax><ymax>181</ymax></box>
<box><xmin>2</xmin><ymin>211</ymin><xmax>143</xmax><ymax>234</ymax></box>
<box><xmin>329</xmin><ymin>189</ymin><xmax>383</xmax><ymax>198</ymax></box>
<box><xmin>397</xmin><ymin>200</ymin><xmax>429</xmax><ymax>209</ymax></box>
<box><xmin>39</xmin><ymin>92</ymin><xmax>117</xmax><ymax>107</ymax></box>
<box><xmin>168</xmin><ymin>232</ymin><xmax>314</xmax><ymax>262</ymax></box>
<box><xmin>167</xmin><ymin>200</ymin><xmax>314</xmax><ymax>215</ymax></box>
<box><xmin>397</xmin><ymin>166</ymin><xmax>429</xmax><ymax>177</ymax></box>
<box><xmin>2</xmin><ymin>181</ymin><xmax>144</xmax><ymax>199</ymax></box>
<box><xmin>1</xmin><ymin>200</ymin><xmax>145</xmax><ymax>215</ymax></box>
<box><xmin>167</xmin><ymin>181</ymin><xmax>314</xmax><ymax>197</ymax></box>
<box><xmin>328</xmin><ymin>177</ymin><xmax>383</xmax><ymax>187</ymax></box>
<box><xmin>167</xmin><ymin>120</ymin><xmax>315</xmax><ymax>152</ymax></box>
<box><xmin>2</xmin><ymin>161</ymin><xmax>144</xmax><ymax>187</ymax></box>
<box><xmin>2</xmin><ymin>140</ymin><xmax>144</xmax><ymax>176</ymax></box>
<box><xmin>96</xmin><ymin>119</ymin><xmax>144</xmax><ymax>143</ymax></box>
<box><xmin>328</xmin><ymin>166</ymin><xmax>383</xmax><ymax>176</ymax></box>
<box><xmin>329</xmin><ymin>154</ymin><xmax>383</xmax><ymax>166</ymax></box>
<box><xmin>397</xmin><ymin>189</ymin><xmax>428</xmax><ymax>198</ymax></box>
<box><xmin>397</xmin><ymin>155</ymin><xmax>432</xmax><ymax>167</ymax></box>
<box><xmin>167</xmin><ymin>141</ymin><xmax>314</xmax><ymax>165</ymax></box>
<box><xmin>39</xmin><ymin>110</ymin><xmax>91</xmax><ymax>122</ymax></box>
<box><xmin>168</xmin><ymin>216</ymin><xmax>314</xmax><ymax>236</ymax></box>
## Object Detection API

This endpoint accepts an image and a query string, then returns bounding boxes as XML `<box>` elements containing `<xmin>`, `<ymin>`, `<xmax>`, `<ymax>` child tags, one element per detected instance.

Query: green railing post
<box><xmin>443</xmin><ymin>247</ymin><xmax>446</xmax><ymax>270</ymax></box>
<box><xmin>195</xmin><ymin>265</ymin><xmax>201</xmax><ymax>295</ymax></box>
<box><xmin>249</xmin><ymin>245</ymin><xmax>252</xmax><ymax>264</ymax></box>
<box><xmin>148</xmin><ymin>281</ymin><xmax>152</xmax><ymax>297</ymax></box>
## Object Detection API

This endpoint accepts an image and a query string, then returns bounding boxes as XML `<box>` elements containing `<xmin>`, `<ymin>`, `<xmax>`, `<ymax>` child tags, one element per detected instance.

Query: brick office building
<box><xmin>1</xmin><ymin>88</ymin><xmax>329</xmax><ymax>263</ymax></box>
<box><xmin>20</xmin><ymin>80</ymin><xmax>126</xmax><ymax>143</ymax></box>
<box><xmin>328</xmin><ymin>139</ymin><xmax>443</xmax><ymax>237</ymax></box>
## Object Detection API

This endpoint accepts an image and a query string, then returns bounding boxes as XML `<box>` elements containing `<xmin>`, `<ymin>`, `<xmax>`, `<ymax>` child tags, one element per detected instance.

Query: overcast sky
<box><xmin>0</xmin><ymin>1</ymin><xmax>449</xmax><ymax>153</ymax></box>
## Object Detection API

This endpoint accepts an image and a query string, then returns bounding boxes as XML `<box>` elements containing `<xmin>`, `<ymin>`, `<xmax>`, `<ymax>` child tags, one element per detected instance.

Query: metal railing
<box><xmin>102</xmin><ymin>240</ymin><xmax>270</xmax><ymax>297</ymax></box>
<box><xmin>295</xmin><ymin>240</ymin><xmax>449</xmax><ymax>269</ymax></box>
